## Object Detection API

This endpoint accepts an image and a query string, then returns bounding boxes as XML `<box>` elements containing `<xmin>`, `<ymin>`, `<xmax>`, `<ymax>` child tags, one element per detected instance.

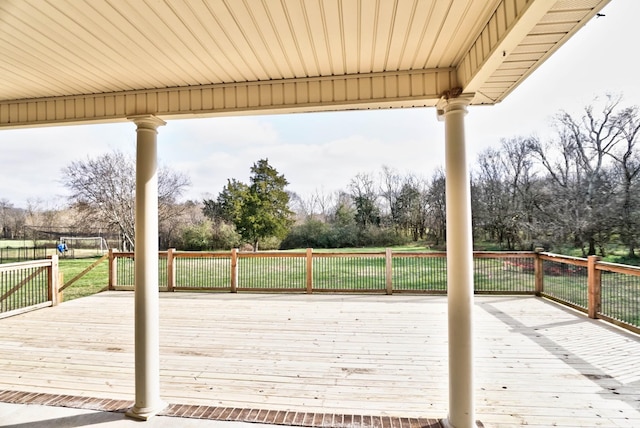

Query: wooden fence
<box><xmin>107</xmin><ymin>248</ymin><xmax>640</xmax><ymax>333</ymax></box>
<box><xmin>534</xmin><ymin>253</ymin><xmax>639</xmax><ymax>334</ymax></box>
<box><xmin>2</xmin><ymin>249</ymin><xmax>638</xmax><ymax>334</ymax></box>
<box><xmin>0</xmin><ymin>255</ymin><xmax>60</xmax><ymax>318</ymax></box>
<box><xmin>108</xmin><ymin>249</ymin><xmax>539</xmax><ymax>294</ymax></box>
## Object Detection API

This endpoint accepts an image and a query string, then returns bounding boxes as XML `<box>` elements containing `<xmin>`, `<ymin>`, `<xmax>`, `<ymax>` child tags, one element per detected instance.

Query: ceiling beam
<box><xmin>0</xmin><ymin>69</ymin><xmax>456</xmax><ymax>128</ymax></box>
<box><xmin>457</xmin><ymin>0</ymin><xmax>556</xmax><ymax>95</ymax></box>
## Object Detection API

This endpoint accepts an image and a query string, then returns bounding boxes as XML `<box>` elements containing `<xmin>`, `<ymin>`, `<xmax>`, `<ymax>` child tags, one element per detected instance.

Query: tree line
<box><xmin>222</xmin><ymin>95</ymin><xmax>638</xmax><ymax>258</ymax></box>
<box><xmin>472</xmin><ymin>95</ymin><xmax>639</xmax><ymax>257</ymax></box>
<box><xmin>1</xmin><ymin>95</ymin><xmax>637</xmax><ymax>260</ymax></box>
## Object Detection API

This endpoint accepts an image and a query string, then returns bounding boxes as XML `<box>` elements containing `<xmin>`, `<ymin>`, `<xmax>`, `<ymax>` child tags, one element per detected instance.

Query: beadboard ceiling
<box><xmin>0</xmin><ymin>0</ymin><xmax>609</xmax><ymax>127</ymax></box>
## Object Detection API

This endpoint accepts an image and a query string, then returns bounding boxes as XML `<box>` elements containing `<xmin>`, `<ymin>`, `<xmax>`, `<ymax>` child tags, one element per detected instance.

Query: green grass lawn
<box><xmin>58</xmin><ymin>257</ymin><xmax>109</xmax><ymax>302</ymax></box>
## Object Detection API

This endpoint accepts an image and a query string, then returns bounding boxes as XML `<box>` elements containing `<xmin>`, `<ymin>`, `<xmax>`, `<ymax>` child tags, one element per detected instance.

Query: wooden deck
<box><xmin>0</xmin><ymin>292</ymin><xmax>639</xmax><ymax>427</ymax></box>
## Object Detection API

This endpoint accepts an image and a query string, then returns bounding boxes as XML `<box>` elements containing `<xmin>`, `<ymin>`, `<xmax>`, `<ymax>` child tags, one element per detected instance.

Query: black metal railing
<box><xmin>237</xmin><ymin>252</ymin><xmax>307</xmax><ymax>291</ymax></box>
<box><xmin>109</xmin><ymin>249</ymin><xmax>537</xmax><ymax>295</ymax></box>
<box><xmin>392</xmin><ymin>253</ymin><xmax>447</xmax><ymax>292</ymax></box>
<box><xmin>596</xmin><ymin>261</ymin><xmax>640</xmax><ymax>331</ymax></box>
<box><xmin>0</xmin><ymin>257</ymin><xmax>59</xmax><ymax>317</ymax></box>
<box><xmin>539</xmin><ymin>255</ymin><xmax>588</xmax><ymax>310</ymax></box>
<box><xmin>174</xmin><ymin>253</ymin><xmax>231</xmax><ymax>291</ymax></box>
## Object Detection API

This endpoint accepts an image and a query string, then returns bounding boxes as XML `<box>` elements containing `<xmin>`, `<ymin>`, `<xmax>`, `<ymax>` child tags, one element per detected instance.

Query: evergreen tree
<box><xmin>204</xmin><ymin>159</ymin><xmax>293</xmax><ymax>251</ymax></box>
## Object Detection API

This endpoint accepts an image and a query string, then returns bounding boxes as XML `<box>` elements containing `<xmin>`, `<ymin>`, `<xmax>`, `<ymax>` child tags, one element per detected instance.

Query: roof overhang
<box><xmin>0</xmin><ymin>0</ymin><xmax>610</xmax><ymax>128</ymax></box>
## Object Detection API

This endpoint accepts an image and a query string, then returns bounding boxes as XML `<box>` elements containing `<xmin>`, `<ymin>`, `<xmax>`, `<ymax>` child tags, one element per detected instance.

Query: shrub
<box><xmin>280</xmin><ymin>219</ymin><xmax>404</xmax><ymax>249</ymax></box>
<box><xmin>179</xmin><ymin>221</ymin><xmax>214</xmax><ymax>250</ymax></box>
<box><xmin>209</xmin><ymin>222</ymin><xmax>241</xmax><ymax>250</ymax></box>
<box><xmin>357</xmin><ymin>226</ymin><xmax>405</xmax><ymax>247</ymax></box>
<box><xmin>280</xmin><ymin>219</ymin><xmax>332</xmax><ymax>249</ymax></box>
<box><xmin>177</xmin><ymin>220</ymin><xmax>241</xmax><ymax>250</ymax></box>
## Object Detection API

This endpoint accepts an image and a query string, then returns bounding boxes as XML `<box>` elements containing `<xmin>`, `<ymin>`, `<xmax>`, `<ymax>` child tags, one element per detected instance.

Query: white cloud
<box><xmin>162</xmin><ymin>116</ymin><xmax>279</xmax><ymax>152</ymax></box>
<box><xmin>1</xmin><ymin>124</ymin><xmax>135</xmax><ymax>206</ymax></box>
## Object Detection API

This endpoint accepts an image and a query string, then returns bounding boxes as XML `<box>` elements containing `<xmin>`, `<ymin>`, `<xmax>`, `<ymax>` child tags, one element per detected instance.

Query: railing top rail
<box><xmin>112</xmin><ymin>251</ymin><xmax>135</xmax><ymax>257</ymax></box>
<box><xmin>313</xmin><ymin>251</ymin><xmax>385</xmax><ymax>257</ymax></box>
<box><xmin>0</xmin><ymin>259</ymin><xmax>52</xmax><ymax>272</ymax></box>
<box><xmin>107</xmin><ymin>249</ymin><xmax>541</xmax><ymax>258</ymax></box>
<box><xmin>596</xmin><ymin>261</ymin><xmax>640</xmax><ymax>276</ymax></box>
<box><xmin>390</xmin><ymin>252</ymin><xmax>446</xmax><ymax>258</ymax></box>
<box><xmin>239</xmin><ymin>252</ymin><xmax>306</xmax><ymax>258</ymax></box>
<box><xmin>174</xmin><ymin>251</ymin><xmax>231</xmax><ymax>259</ymax></box>
<box><xmin>473</xmin><ymin>251</ymin><xmax>536</xmax><ymax>258</ymax></box>
<box><xmin>539</xmin><ymin>252</ymin><xmax>588</xmax><ymax>266</ymax></box>
<box><xmin>110</xmin><ymin>251</ymin><xmax>168</xmax><ymax>258</ymax></box>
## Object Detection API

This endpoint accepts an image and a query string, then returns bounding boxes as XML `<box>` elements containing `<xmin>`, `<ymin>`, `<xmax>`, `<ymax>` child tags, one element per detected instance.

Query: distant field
<box><xmin>0</xmin><ymin>239</ymin><xmax>106</xmax><ymax>264</ymax></box>
<box><xmin>0</xmin><ymin>239</ymin><xmax>49</xmax><ymax>248</ymax></box>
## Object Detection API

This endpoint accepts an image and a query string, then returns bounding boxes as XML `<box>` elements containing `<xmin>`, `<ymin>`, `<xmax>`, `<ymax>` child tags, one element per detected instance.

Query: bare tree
<box><xmin>396</xmin><ymin>174</ymin><xmax>429</xmax><ymax>241</ymax></box>
<box><xmin>379</xmin><ymin>166</ymin><xmax>402</xmax><ymax>230</ymax></box>
<box><xmin>425</xmin><ymin>169</ymin><xmax>446</xmax><ymax>246</ymax></box>
<box><xmin>312</xmin><ymin>187</ymin><xmax>336</xmax><ymax>222</ymax></box>
<box><xmin>287</xmin><ymin>191</ymin><xmax>308</xmax><ymax>220</ymax></box>
<box><xmin>531</xmin><ymin>97</ymin><xmax>623</xmax><ymax>255</ymax></box>
<box><xmin>0</xmin><ymin>199</ymin><xmax>10</xmax><ymax>239</ymax></box>
<box><xmin>62</xmin><ymin>151</ymin><xmax>190</xmax><ymax>250</ymax></box>
<box><xmin>501</xmin><ymin>137</ymin><xmax>542</xmax><ymax>248</ymax></box>
<box><xmin>0</xmin><ymin>199</ymin><xmax>24</xmax><ymax>239</ymax></box>
<box><xmin>471</xmin><ymin>136</ymin><xmax>547</xmax><ymax>250</ymax></box>
<box><xmin>473</xmin><ymin>146</ymin><xmax>522</xmax><ymax>249</ymax></box>
<box><xmin>611</xmin><ymin>106</ymin><xmax>640</xmax><ymax>257</ymax></box>
<box><xmin>349</xmin><ymin>172</ymin><xmax>380</xmax><ymax>228</ymax></box>
<box><xmin>22</xmin><ymin>199</ymin><xmax>69</xmax><ymax>244</ymax></box>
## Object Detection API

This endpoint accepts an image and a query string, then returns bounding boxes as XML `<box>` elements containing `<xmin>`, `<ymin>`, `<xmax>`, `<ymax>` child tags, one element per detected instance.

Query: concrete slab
<box><xmin>0</xmin><ymin>402</ymin><xmax>280</xmax><ymax>428</ymax></box>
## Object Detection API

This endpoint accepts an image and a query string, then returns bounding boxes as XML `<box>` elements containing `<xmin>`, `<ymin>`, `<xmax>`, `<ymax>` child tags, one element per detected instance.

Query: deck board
<box><xmin>0</xmin><ymin>292</ymin><xmax>639</xmax><ymax>427</ymax></box>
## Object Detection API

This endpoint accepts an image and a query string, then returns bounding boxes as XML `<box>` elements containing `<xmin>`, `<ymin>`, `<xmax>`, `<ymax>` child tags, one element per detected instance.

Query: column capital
<box><xmin>128</xmin><ymin>115</ymin><xmax>166</xmax><ymax>130</ymax></box>
<box><xmin>436</xmin><ymin>93</ymin><xmax>474</xmax><ymax>121</ymax></box>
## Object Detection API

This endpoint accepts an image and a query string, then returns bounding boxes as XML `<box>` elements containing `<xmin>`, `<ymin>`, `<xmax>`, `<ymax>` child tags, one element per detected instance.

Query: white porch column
<box><xmin>437</xmin><ymin>94</ymin><xmax>475</xmax><ymax>428</ymax></box>
<box><xmin>126</xmin><ymin>115</ymin><xmax>166</xmax><ymax>420</ymax></box>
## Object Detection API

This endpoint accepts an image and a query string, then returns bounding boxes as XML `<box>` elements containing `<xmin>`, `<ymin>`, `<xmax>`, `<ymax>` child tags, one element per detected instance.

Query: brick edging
<box><xmin>0</xmin><ymin>389</ymin><xmax>484</xmax><ymax>427</ymax></box>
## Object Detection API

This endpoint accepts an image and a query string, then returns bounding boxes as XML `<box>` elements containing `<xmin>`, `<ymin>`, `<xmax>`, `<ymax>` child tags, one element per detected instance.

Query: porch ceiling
<box><xmin>0</xmin><ymin>0</ymin><xmax>609</xmax><ymax>128</ymax></box>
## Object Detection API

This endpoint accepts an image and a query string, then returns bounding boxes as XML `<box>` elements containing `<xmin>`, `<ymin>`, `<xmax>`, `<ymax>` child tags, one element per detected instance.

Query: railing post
<box><xmin>588</xmin><ymin>255</ymin><xmax>601</xmax><ymax>319</ymax></box>
<box><xmin>167</xmin><ymin>248</ymin><xmax>175</xmax><ymax>292</ymax></box>
<box><xmin>306</xmin><ymin>248</ymin><xmax>313</xmax><ymax>294</ymax></box>
<box><xmin>58</xmin><ymin>272</ymin><xmax>64</xmax><ymax>303</ymax></box>
<box><xmin>385</xmin><ymin>248</ymin><xmax>393</xmax><ymax>295</ymax></box>
<box><xmin>108</xmin><ymin>248</ymin><xmax>117</xmax><ymax>290</ymax></box>
<box><xmin>231</xmin><ymin>248</ymin><xmax>238</xmax><ymax>293</ymax></box>
<box><xmin>47</xmin><ymin>254</ymin><xmax>59</xmax><ymax>306</ymax></box>
<box><xmin>534</xmin><ymin>247</ymin><xmax>544</xmax><ymax>296</ymax></box>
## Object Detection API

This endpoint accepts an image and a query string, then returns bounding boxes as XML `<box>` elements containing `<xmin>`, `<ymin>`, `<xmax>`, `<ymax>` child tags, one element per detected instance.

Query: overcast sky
<box><xmin>2</xmin><ymin>0</ymin><xmax>639</xmax><ymax>209</ymax></box>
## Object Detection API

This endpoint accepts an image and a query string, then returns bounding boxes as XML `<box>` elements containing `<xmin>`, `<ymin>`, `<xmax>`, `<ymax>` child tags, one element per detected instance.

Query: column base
<box><xmin>441</xmin><ymin>417</ymin><xmax>455</xmax><ymax>428</ymax></box>
<box><xmin>125</xmin><ymin>401</ymin><xmax>167</xmax><ymax>421</ymax></box>
<box><xmin>440</xmin><ymin>417</ymin><xmax>482</xmax><ymax>428</ymax></box>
